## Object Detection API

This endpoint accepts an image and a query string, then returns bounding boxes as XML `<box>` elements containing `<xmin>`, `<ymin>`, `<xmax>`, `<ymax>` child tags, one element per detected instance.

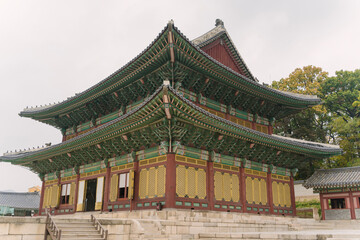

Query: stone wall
<box><xmin>325</xmin><ymin>209</ymin><xmax>351</xmax><ymax>220</ymax></box>
<box><xmin>294</xmin><ymin>181</ymin><xmax>319</xmax><ymax>201</ymax></box>
<box><xmin>355</xmin><ymin>209</ymin><xmax>360</xmax><ymax>219</ymax></box>
<box><xmin>0</xmin><ymin>216</ymin><xmax>133</xmax><ymax>240</ymax></box>
<box><xmin>0</xmin><ymin>217</ymin><xmax>46</xmax><ymax>240</ymax></box>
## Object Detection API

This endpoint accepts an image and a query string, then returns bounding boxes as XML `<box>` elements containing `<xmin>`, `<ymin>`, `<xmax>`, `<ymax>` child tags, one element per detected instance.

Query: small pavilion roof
<box><xmin>303</xmin><ymin>166</ymin><xmax>360</xmax><ymax>189</ymax></box>
<box><xmin>0</xmin><ymin>191</ymin><xmax>40</xmax><ymax>210</ymax></box>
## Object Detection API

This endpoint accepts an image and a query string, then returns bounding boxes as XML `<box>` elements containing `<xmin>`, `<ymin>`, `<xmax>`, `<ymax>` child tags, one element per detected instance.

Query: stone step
<box><xmin>53</xmin><ymin>218</ymin><xmax>92</xmax><ymax>223</ymax></box>
<box><xmin>61</xmin><ymin>238</ymin><xmax>104</xmax><ymax>240</ymax></box>
<box><xmin>61</xmin><ymin>229</ymin><xmax>99</xmax><ymax>233</ymax></box>
<box><xmin>61</xmin><ymin>233</ymin><xmax>103</xmax><ymax>238</ymax></box>
<box><xmin>328</xmin><ymin>239</ymin><xmax>360</xmax><ymax>240</ymax></box>
<box><xmin>57</xmin><ymin>224</ymin><xmax>95</xmax><ymax>228</ymax></box>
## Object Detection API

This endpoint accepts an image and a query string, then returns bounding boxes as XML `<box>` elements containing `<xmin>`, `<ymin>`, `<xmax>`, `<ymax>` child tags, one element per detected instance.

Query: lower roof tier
<box><xmin>1</xmin><ymin>85</ymin><xmax>341</xmax><ymax>175</ymax></box>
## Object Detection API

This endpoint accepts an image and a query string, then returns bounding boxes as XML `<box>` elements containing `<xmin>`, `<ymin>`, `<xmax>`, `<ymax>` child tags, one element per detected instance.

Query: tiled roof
<box><xmin>303</xmin><ymin>166</ymin><xmax>360</xmax><ymax>189</ymax></box>
<box><xmin>0</xmin><ymin>191</ymin><xmax>40</xmax><ymax>209</ymax></box>
<box><xmin>0</xmin><ymin>85</ymin><xmax>340</xmax><ymax>165</ymax></box>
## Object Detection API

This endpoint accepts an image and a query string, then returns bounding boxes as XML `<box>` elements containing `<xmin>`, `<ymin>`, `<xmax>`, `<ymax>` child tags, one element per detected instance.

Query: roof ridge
<box><xmin>316</xmin><ymin>166</ymin><xmax>360</xmax><ymax>172</ymax></box>
<box><xmin>0</xmin><ymin>191</ymin><xmax>40</xmax><ymax>195</ymax></box>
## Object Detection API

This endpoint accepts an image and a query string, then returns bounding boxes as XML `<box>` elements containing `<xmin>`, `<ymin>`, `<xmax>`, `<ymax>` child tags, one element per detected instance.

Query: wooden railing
<box><xmin>91</xmin><ymin>214</ymin><xmax>108</xmax><ymax>240</ymax></box>
<box><xmin>45</xmin><ymin>213</ymin><xmax>61</xmax><ymax>240</ymax></box>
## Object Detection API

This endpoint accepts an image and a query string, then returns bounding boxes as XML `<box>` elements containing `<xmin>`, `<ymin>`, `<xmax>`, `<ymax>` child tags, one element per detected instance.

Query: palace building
<box><xmin>0</xmin><ymin>20</ymin><xmax>341</xmax><ymax>216</ymax></box>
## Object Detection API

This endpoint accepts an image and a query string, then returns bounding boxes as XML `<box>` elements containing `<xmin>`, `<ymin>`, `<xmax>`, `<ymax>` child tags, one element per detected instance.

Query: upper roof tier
<box><xmin>19</xmin><ymin>20</ymin><xmax>321</xmax><ymax>130</ymax></box>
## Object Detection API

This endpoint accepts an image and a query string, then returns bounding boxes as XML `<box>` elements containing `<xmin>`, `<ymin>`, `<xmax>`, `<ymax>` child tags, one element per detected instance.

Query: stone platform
<box><xmin>1</xmin><ymin>209</ymin><xmax>360</xmax><ymax>239</ymax></box>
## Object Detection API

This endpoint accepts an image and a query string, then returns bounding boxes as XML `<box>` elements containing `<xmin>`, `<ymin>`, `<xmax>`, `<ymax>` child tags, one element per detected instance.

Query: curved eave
<box><xmin>173</xmin><ymin>26</ymin><xmax>321</xmax><ymax>108</ymax></box>
<box><xmin>169</xmin><ymin>87</ymin><xmax>341</xmax><ymax>158</ymax></box>
<box><xmin>19</xmin><ymin>24</ymin><xmax>171</xmax><ymax>120</ymax></box>
<box><xmin>309</xmin><ymin>183</ymin><xmax>360</xmax><ymax>190</ymax></box>
<box><xmin>2</xmin><ymin>85</ymin><xmax>340</xmax><ymax>169</ymax></box>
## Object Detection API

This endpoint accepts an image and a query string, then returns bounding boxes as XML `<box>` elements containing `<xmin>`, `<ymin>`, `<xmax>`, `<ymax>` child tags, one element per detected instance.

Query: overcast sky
<box><xmin>0</xmin><ymin>0</ymin><xmax>359</xmax><ymax>192</ymax></box>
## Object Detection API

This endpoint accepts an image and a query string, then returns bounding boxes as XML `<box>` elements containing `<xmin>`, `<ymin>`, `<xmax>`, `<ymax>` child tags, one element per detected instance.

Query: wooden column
<box><xmin>267</xmin><ymin>171</ymin><xmax>274</xmax><ymax>214</ymax></box>
<box><xmin>207</xmin><ymin>161</ymin><xmax>215</xmax><ymax>210</ymax></box>
<box><xmin>268</xmin><ymin>125</ymin><xmax>273</xmax><ymax>135</ymax></box>
<box><xmin>240</xmin><ymin>164</ymin><xmax>246</xmax><ymax>212</ymax></box>
<box><xmin>251</xmin><ymin>121</ymin><xmax>256</xmax><ymax>130</ymax></box>
<box><xmin>349</xmin><ymin>191</ymin><xmax>356</xmax><ymax>219</ymax></box>
<box><xmin>319</xmin><ymin>193</ymin><xmax>325</xmax><ymax>220</ymax></box>
<box><xmin>290</xmin><ymin>173</ymin><xmax>296</xmax><ymax>216</ymax></box>
<box><xmin>131</xmin><ymin>160</ymin><xmax>139</xmax><ymax>211</ymax></box>
<box><xmin>225</xmin><ymin>113</ymin><xmax>230</xmax><ymax>120</ymax></box>
<box><xmin>102</xmin><ymin>164</ymin><xmax>111</xmax><ymax>212</ymax></box>
<box><xmin>165</xmin><ymin>153</ymin><xmax>176</xmax><ymax>208</ymax></box>
<box><xmin>56</xmin><ymin>174</ymin><xmax>61</xmax><ymax>215</ymax></box>
<box><xmin>38</xmin><ymin>178</ymin><xmax>45</xmax><ymax>215</ymax></box>
<box><xmin>73</xmin><ymin>172</ymin><xmax>80</xmax><ymax>212</ymax></box>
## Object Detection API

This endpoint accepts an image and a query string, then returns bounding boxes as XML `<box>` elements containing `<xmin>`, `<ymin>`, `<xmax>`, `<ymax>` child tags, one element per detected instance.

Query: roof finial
<box><xmin>215</xmin><ymin>19</ymin><xmax>224</xmax><ymax>27</ymax></box>
<box><xmin>168</xmin><ymin>19</ymin><xmax>174</xmax><ymax>30</ymax></box>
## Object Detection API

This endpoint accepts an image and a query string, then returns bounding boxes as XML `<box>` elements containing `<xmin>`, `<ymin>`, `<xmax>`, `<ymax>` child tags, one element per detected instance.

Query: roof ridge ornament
<box><xmin>215</xmin><ymin>19</ymin><xmax>224</xmax><ymax>27</ymax></box>
<box><xmin>168</xmin><ymin>19</ymin><xmax>174</xmax><ymax>29</ymax></box>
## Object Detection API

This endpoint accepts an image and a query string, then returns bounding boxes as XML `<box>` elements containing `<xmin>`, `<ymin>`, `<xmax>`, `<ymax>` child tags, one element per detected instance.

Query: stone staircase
<box><xmin>46</xmin><ymin>215</ymin><xmax>107</xmax><ymax>240</ymax></box>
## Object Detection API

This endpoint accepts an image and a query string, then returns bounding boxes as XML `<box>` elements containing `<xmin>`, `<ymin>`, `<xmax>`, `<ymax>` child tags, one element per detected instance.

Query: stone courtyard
<box><xmin>1</xmin><ymin>209</ymin><xmax>360</xmax><ymax>239</ymax></box>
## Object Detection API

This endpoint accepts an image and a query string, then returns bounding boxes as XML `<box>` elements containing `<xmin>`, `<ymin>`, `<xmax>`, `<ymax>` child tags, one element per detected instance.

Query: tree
<box><xmin>320</xmin><ymin>70</ymin><xmax>360</xmax><ymax>167</ymax></box>
<box><xmin>320</xmin><ymin>69</ymin><xmax>360</xmax><ymax>119</ymax></box>
<box><xmin>271</xmin><ymin>66</ymin><xmax>329</xmax><ymax>143</ymax></box>
<box><xmin>271</xmin><ymin>66</ymin><xmax>330</xmax><ymax>179</ymax></box>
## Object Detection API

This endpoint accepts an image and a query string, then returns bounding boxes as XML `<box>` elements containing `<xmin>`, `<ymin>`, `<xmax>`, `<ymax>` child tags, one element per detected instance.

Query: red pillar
<box><xmin>131</xmin><ymin>160</ymin><xmax>139</xmax><ymax>211</ymax></box>
<box><xmin>165</xmin><ymin>153</ymin><xmax>176</xmax><ymax>208</ymax></box>
<box><xmin>349</xmin><ymin>191</ymin><xmax>356</xmax><ymax>219</ymax></box>
<box><xmin>103</xmin><ymin>164</ymin><xmax>111</xmax><ymax>211</ymax></box>
<box><xmin>207</xmin><ymin>161</ymin><xmax>215</xmax><ymax>210</ymax></box>
<box><xmin>268</xmin><ymin>125</ymin><xmax>273</xmax><ymax>135</ymax></box>
<box><xmin>319</xmin><ymin>193</ymin><xmax>325</xmax><ymax>220</ymax></box>
<box><xmin>252</xmin><ymin>121</ymin><xmax>256</xmax><ymax>130</ymax></box>
<box><xmin>290</xmin><ymin>173</ymin><xmax>296</xmax><ymax>216</ymax></box>
<box><xmin>73</xmin><ymin>172</ymin><xmax>80</xmax><ymax>212</ymax></box>
<box><xmin>38</xmin><ymin>178</ymin><xmax>45</xmax><ymax>215</ymax></box>
<box><xmin>267</xmin><ymin>172</ymin><xmax>274</xmax><ymax>214</ymax></box>
<box><xmin>225</xmin><ymin>113</ymin><xmax>230</xmax><ymax>120</ymax></box>
<box><xmin>240</xmin><ymin>164</ymin><xmax>247</xmax><ymax>212</ymax></box>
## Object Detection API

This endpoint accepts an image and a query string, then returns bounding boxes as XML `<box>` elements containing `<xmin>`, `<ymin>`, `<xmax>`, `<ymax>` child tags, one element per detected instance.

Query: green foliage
<box><xmin>320</xmin><ymin>70</ymin><xmax>360</xmax><ymax>167</ymax></box>
<box><xmin>320</xmin><ymin>70</ymin><xmax>360</xmax><ymax>119</ymax></box>
<box><xmin>296</xmin><ymin>199</ymin><xmax>321</xmax><ymax>217</ymax></box>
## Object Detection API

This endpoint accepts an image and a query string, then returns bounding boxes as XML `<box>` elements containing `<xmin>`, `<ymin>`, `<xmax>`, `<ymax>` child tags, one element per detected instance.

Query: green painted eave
<box><xmin>2</xmin><ymin>85</ymin><xmax>340</xmax><ymax>175</ymax></box>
